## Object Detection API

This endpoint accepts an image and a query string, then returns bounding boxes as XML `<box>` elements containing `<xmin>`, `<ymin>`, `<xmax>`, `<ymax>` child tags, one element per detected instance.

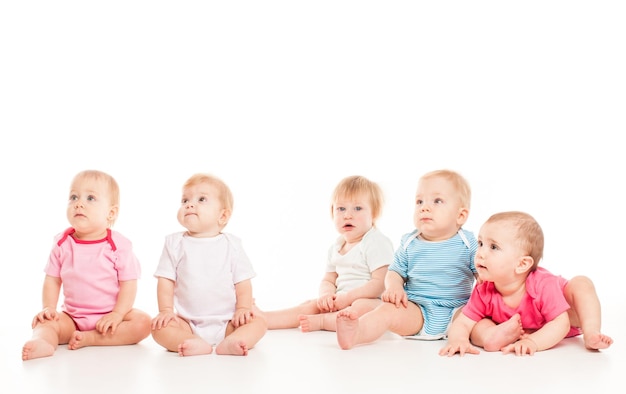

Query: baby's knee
<box><xmin>567</xmin><ymin>275</ymin><xmax>595</xmax><ymax>292</ymax></box>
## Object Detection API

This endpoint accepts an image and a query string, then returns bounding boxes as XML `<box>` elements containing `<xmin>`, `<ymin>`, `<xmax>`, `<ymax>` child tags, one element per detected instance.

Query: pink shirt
<box><xmin>44</xmin><ymin>228</ymin><xmax>141</xmax><ymax>330</ymax></box>
<box><xmin>462</xmin><ymin>267</ymin><xmax>581</xmax><ymax>337</ymax></box>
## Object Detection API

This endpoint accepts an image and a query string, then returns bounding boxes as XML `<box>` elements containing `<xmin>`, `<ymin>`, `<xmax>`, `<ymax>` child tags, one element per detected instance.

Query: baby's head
<box><xmin>414</xmin><ymin>169</ymin><xmax>471</xmax><ymax>240</ymax></box>
<box><xmin>330</xmin><ymin>175</ymin><xmax>384</xmax><ymax>226</ymax></box>
<box><xmin>179</xmin><ymin>173</ymin><xmax>234</xmax><ymax>235</ymax></box>
<box><xmin>69</xmin><ymin>170</ymin><xmax>120</xmax><ymax>227</ymax></box>
<box><xmin>484</xmin><ymin>211</ymin><xmax>544</xmax><ymax>271</ymax></box>
<box><xmin>419</xmin><ymin>169</ymin><xmax>471</xmax><ymax>212</ymax></box>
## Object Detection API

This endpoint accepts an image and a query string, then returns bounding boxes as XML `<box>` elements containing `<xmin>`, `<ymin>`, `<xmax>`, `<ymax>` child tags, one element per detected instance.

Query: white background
<box><xmin>1</xmin><ymin>2</ymin><xmax>624</xmax><ymax>329</ymax></box>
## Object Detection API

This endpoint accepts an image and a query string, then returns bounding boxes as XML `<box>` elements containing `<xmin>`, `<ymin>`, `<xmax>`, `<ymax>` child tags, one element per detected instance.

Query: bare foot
<box><xmin>178</xmin><ymin>338</ymin><xmax>213</xmax><ymax>356</ymax></box>
<box><xmin>68</xmin><ymin>330</ymin><xmax>94</xmax><ymax>350</ymax></box>
<box><xmin>336</xmin><ymin>310</ymin><xmax>359</xmax><ymax>350</ymax></box>
<box><xmin>22</xmin><ymin>339</ymin><xmax>55</xmax><ymax>361</ymax></box>
<box><xmin>483</xmin><ymin>314</ymin><xmax>524</xmax><ymax>352</ymax></box>
<box><xmin>584</xmin><ymin>332</ymin><xmax>613</xmax><ymax>350</ymax></box>
<box><xmin>299</xmin><ymin>314</ymin><xmax>323</xmax><ymax>332</ymax></box>
<box><xmin>215</xmin><ymin>338</ymin><xmax>249</xmax><ymax>356</ymax></box>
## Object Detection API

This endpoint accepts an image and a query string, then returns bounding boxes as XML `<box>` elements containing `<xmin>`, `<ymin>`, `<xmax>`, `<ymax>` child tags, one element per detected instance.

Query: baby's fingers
<box><xmin>96</xmin><ymin>320</ymin><xmax>112</xmax><ymax>335</ymax></box>
<box><xmin>438</xmin><ymin>346</ymin><xmax>455</xmax><ymax>356</ymax></box>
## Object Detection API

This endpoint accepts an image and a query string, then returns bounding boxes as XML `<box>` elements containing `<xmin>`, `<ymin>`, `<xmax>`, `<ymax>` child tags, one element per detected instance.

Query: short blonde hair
<box><xmin>183</xmin><ymin>173</ymin><xmax>234</xmax><ymax>214</ymax></box>
<box><xmin>486</xmin><ymin>211</ymin><xmax>544</xmax><ymax>270</ymax></box>
<box><xmin>71</xmin><ymin>170</ymin><xmax>120</xmax><ymax>225</ymax></box>
<box><xmin>420</xmin><ymin>169</ymin><xmax>471</xmax><ymax>210</ymax></box>
<box><xmin>330</xmin><ymin>175</ymin><xmax>384</xmax><ymax>225</ymax></box>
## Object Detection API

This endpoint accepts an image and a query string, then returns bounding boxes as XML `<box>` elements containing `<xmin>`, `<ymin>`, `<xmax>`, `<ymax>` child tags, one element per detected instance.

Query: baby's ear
<box><xmin>456</xmin><ymin>207</ymin><xmax>469</xmax><ymax>226</ymax></box>
<box><xmin>515</xmin><ymin>256</ymin><xmax>534</xmax><ymax>274</ymax></box>
<box><xmin>218</xmin><ymin>209</ymin><xmax>232</xmax><ymax>226</ymax></box>
<box><xmin>108</xmin><ymin>205</ymin><xmax>119</xmax><ymax>222</ymax></box>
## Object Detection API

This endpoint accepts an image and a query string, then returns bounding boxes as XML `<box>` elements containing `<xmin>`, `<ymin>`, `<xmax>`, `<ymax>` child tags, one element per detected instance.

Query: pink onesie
<box><xmin>462</xmin><ymin>267</ymin><xmax>582</xmax><ymax>337</ymax></box>
<box><xmin>44</xmin><ymin>228</ymin><xmax>141</xmax><ymax>331</ymax></box>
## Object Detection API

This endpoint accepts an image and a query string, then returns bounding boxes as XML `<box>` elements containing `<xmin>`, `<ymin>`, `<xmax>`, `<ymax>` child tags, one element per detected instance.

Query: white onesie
<box><xmin>154</xmin><ymin>232</ymin><xmax>256</xmax><ymax>345</ymax></box>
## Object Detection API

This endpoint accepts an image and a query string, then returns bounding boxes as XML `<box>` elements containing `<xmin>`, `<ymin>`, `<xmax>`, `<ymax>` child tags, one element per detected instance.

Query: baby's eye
<box><xmin>336</xmin><ymin>207</ymin><xmax>346</xmax><ymax>212</ymax></box>
<box><xmin>181</xmin><ymin>198</ymin><xmax>189</xmax><ymax>204</ymax></box>
<box><xmin>87</xmin><ymin>195</ymin><xmax>96</xmax><ymax>202</ymax></box>
<box><xmin>477</xmin><ymin>240</ymin><xmax>483</xmax><ymax>247</ymax></box>
<box><xmin>490</xmin><ymin>243</ymin><xmax>499</xmax><ymax>251</ymax></box>
<box><xmin>415</xmin><ymin>199</ymin><xmax>423</xmax><ymax>205</ymax></box>
<box><xmin>69</xmin><ymin>195</ymin><xmax>78</xmax><ymax>201</ymax></box>
<box><xmin>434</xmin><ymin>198</ymin><xmax>444</xmax><ymax>204</ymax></box>
<box><xmin>354</xmin><ymin>206</ymin><xmax>362</xmax><ymax>211</ymax></box>
<box><xmin>198</xmin><ymin>197</ymin><xmax>207</xmax><ymax>202</ymax></box>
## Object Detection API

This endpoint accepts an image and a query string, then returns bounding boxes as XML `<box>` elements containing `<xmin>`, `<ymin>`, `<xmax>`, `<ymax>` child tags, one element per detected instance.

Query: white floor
<box><xmin>4</xmin><ymin>300</ymin><xmax>624</xmax><ymax>394</ymax></box>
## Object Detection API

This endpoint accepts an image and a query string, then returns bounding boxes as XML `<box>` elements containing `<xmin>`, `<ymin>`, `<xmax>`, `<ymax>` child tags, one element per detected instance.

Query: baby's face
<box><xmin>413</xmin><ymin>176</ymin><xmax>465</xmax><ymax>241</ymax></box>
<box><xmin>474</xmin><ymin>221</ymin><xmax>525</xmax><ymax>283</ymax></box>
<box><xmin>67</xmin><ymin>177</ymin><xmax>115</xmax><ymax>240</ymax></box>
<box><xmin>177</xmin><ymin>182</ymin><xmax>226</xmax><ymax>237</ymax></box>
<box><xmin>332</xmin><ymin>193</ymin><xmax>374</xmax><ymax>244</ymax></box>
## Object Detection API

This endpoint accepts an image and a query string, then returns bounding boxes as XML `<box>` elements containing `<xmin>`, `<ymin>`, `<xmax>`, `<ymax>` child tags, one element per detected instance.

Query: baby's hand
<box><xmin>151</xmin><ymin>310</ymin><xmax>178</xmax><ymax>330</ymax></box>
<box><xmin>439</xmin><ymin>340</ymin><xmax>480</xmax><ymax>357</ymax></box>
<box><xmin>95</xmin><ymin>311</ymin><xmax>123</xmax><ymax>335</ymax></box>
<box><xmin>381</xmin><ymin>288</ymin><xmax>407</xmax><ymax>308</ymax></box>
<box><xmin>31</xmin><ymin>307</ymin><xmax>59</xmax><ymax>328</ymax></box>
<box><xmin>501</xmin><ymin>338</ymin><xmax>538</xmax><ymax>356</ymax></box>
<box><xmin>316</xmin><ymin>294</ymin><xmax>336</xmax><ymax>312</ymax></box>
<box><xmin>332</xmin><ymin>293</ymin><xmax>351</xmax><ymax>311</ymax></box>
<box><xmin>232</xmin><ymin>307</ymin><xmax>253</xmax><ymax>328</ymax></box>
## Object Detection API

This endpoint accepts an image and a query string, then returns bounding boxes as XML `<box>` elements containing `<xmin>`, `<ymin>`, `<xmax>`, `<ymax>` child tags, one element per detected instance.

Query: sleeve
<box><xmin>226</xmin><ymin>234</ymin><xmax>256</xmax><ymax>284</ymax></box>
<box><xmin>534</xmin><ymin>274</ymin><xmax>571</xmax><ymax>323</ymax></box>
<box><xmin>388</xmin><ymin>232</ymin><xmax>412</xmax><ymax>279</ymax></box>
<box><xmin>325</xmin><ymin>239</ymin><xmax>339</xmax><ymax>273</ymax></box>
<box><xmin>361</xmin><ymin>229</ymin><xmax>394</xmax><ymax>272</ymax></box>
<box><xmin>461</xmin><ymin>282</ymin><xmax>491</xmax><ymax>322</ymax></box>
<box><xmin>43</xmin><ymin>232</ymin><xmax>65</xmax><ymax>277</ymax></box>
<box><xmin>111</xmin><ymin>232</ymin><xmax>141</xmax><ymax>281</ymax></box>
<box><xmin>465</xmin><ymin>230</ymin><xmax>478</xmax><ymax>274</ymax></box>
<box><xmin>153</xmin><ymin>234</ymin><xmax>180</xmax><ymax>281</ymax></box>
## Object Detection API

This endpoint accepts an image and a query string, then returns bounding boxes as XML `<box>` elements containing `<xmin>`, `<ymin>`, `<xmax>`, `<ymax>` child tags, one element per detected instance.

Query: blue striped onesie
<box><xmin>389</xmin><ymin>228</ymin><xmax>477</xmax><ymax>336</ymax></box>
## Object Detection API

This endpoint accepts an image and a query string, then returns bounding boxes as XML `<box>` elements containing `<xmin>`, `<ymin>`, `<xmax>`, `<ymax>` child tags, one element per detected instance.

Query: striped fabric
<box><xmin>389</xmin><ymin>228</ymin><xmax>477</xmax><ymax>335</ymax></box>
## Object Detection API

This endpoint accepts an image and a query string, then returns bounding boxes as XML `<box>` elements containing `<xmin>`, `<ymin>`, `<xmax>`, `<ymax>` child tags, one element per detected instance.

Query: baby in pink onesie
<box><xmin>439</xmin><ymin>211</ymin><xmax>613</xmax><ymax>357</ymax></box>
<box><xmin>22</xmin><ymin>170</ymin><xmax>151</xmax><ymax>361</ymax></box>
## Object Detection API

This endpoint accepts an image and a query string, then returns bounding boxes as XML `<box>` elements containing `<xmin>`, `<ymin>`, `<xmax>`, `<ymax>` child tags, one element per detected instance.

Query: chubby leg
<box><xmin>469</xmin><ymin>314</ymin><xmax>525</xmax><ymax>352</ymax></box>
<box><xmin>22</xmin><ymin>312</ymin><xmax>75</xmax><ymax>361</ymax></box>
<box><xmin>564</xmin><ymin>276</ymin><xmax>613</xmax><ymax>350</ymax></box>
<box><xmin>68</xmin><ymin>309</ymin><xmax>151</xmax><ymax>350</ymax></box>
<box><xmin>336</xmin><ymin>301</ymin><xmax>423</xmax><ymax>350</ymax></box>
<box><xmin>152</xmin><ymin>314</ymin><xmax>213</xmax><ymax>356</ymax></box>
<box><xmin>259</xmin><ymin>299</ymin><xmax>321</xmax><ymax>329</ymax></box>
<box><xmin>216</xmin><ymin>313</ymin><xmax>268</xmax><ymax>356</ymax></box>
<box><xmin>299</xmin><ymin>298</ymin><xmax>382</xmax><ymax>332</ymax></box>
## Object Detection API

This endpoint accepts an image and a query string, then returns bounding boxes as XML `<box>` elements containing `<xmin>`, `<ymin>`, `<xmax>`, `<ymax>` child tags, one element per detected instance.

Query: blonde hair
<box><xmin>486</xmin><ymin>211</ymin><xmax>544</xmax><ymax>271</ymax></box>
<box><xmin>330</xmin><ymin>175</ymin><xmax>384</xmax><ymax>225</ymax></box>
<box><xmin>420</xmin><ymin>169</ymin><xmax>471</xmax><ymax>210</ymax></box>
<box><xmin>71</xmin><ymin>170</ymin><xmax>120</xmax><ymax>225</ymax></box>
<box><xmin>183</xmin><ymin>173</ymin><xmax>234</xmax><ymax>219</ymax></box>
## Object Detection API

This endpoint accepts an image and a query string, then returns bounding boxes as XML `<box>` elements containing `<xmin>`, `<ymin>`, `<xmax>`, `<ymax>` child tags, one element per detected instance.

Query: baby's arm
<box><xmin>32</xmin><ymin>275</ymin><xmax>62</xmax><ymax>328</ymax></box>
<box><xmin>333</xmin><ymin>265</ymin><xmax>388</xmax><ymax>311</ymax></box>
<box><xmin>151</xmin><ymin>277</ymin><xmax>177</xmax><ymax>330</ymax></box>
<box><xmin>316</xmin><ymin>272</ymin><xmax>338</xmax><ymax>312</ymax></box>
<box><xmin>232</xmin><ymin>279</ymin><xmax>254</xmax><ymax>327</ymax></box>
<box><xmin>501</xmin><ymin>311</ymin><xmax>570</xmax><ymax>356</ymax></box>
<box><xmin>95</xmin><ymin>280</ymin><xmax>137</xmax><ymax>335</ymax></box>
<box><xmin>439</xmin><ymin>313</ymin><xmax>480</xmax><ymax>357</ymax></box>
